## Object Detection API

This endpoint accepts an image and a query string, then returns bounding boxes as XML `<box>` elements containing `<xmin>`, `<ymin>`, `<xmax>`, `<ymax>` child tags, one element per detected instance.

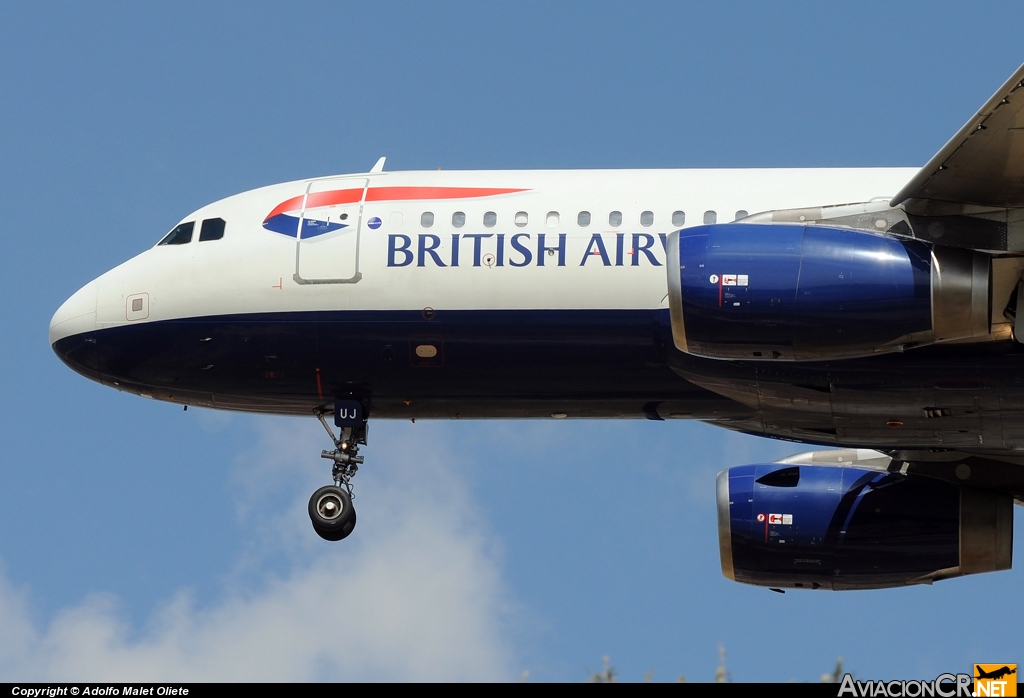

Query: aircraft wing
<box><xmin>892</xmin><ymin>63</ymin><xmax>1024</xmax><ymax>214</ymax></box>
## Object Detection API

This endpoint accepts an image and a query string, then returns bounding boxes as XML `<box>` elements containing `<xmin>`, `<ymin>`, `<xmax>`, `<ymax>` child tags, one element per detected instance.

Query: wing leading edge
<box><xmin>892</xmin><ymin>63</ymin><xmax>1024</xmax><ymax>214</ymax></box>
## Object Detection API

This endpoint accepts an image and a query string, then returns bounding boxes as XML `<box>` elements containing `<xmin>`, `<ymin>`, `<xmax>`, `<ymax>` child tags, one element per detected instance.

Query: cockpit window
<box><xmin>158</xmin><ymin>222</ymin><xmax>194</xmax><ymax>246</ymax></box>
<box><xmin>199</xmin><ymin>218</ymin><xmax>226</xmax><ymax>241</ymax></box>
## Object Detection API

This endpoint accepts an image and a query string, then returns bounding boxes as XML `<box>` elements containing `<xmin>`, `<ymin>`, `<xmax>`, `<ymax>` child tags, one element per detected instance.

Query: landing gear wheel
<box><xmin>308</xmin><ymin>485</ymin><xmax>354</xmax><ymax>536</ymax></box>
<box><xmin>309</xmin><ymin>404</ymin><xmax>367</xmax><ymax>541</ymax></box>
<box><xmin>313</xmin><ymin>509</ymin><xmax>357</xmax><ymax>541</ymax></box>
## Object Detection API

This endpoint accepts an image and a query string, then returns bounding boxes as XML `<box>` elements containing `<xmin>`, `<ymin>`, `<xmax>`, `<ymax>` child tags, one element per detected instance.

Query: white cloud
<box><xmin>0</xmin><ymin>418</ymin><xmax>518</xmax><ymax>682</ymax></box>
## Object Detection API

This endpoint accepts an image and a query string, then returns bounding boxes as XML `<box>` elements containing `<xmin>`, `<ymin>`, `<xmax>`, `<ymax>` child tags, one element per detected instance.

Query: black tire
<box><xmin>308</xmin><ymin>485</ymin><xmax>354</xmax><ymax>533</ymax></box>
<box><xmin>313</xmin><ymin>508</ymin><xmax>357</xmax><ymax>541</ymax></box>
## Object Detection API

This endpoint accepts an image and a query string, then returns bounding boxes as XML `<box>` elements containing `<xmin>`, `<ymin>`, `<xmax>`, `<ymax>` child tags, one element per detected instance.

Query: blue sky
<box><xmin>1</xmin><ymin>1</ymin><xmax>1022</xmax><ymax>682</ymax></box>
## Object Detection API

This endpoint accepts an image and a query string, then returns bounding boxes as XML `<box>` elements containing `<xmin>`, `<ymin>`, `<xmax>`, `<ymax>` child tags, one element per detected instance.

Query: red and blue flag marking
<box><xmin>263</xmin><ymin>186</ymin><xmax>528</xmax><ymax>238</ymax></box>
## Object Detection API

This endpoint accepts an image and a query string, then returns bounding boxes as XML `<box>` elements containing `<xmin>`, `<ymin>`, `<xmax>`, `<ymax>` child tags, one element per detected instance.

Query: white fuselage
<box><xmin>50</xmin><ymin>167</ymin><xmax>916</xmax><ymax>346</ymax></box>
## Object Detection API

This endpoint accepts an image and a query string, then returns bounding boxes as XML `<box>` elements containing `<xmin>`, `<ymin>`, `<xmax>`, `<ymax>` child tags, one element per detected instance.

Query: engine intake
<box><xmin>667</xmin><ymin>224</ymin><xmax>991</xmax><ymax>361</ymax></box>
<box><xmin>717</xmin><ymin>463</ymin><xmax>1013</xmax><ymax>590</ymax></box>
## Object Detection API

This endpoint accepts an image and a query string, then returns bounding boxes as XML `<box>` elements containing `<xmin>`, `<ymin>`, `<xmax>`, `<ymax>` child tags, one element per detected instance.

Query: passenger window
<box><xmin>735</xmin><ymin>210</ymin><xmax>748</xmax><ymax>220</ymax></box>
<box><xmin>578</xmin><ymin>211</ymin><xmax>591</xmax><ymax>227</ymax></box>
<box><xmin>452</xmin><ymin>211</ymin><xmax>465</xmax><ymax>228</ymax></box>
<box><xmin>421</xmin><ymin>212</ymin><xmax>434</xmax><ymax>228</ymax></box>
<box><xmin>704</xmin><ymin>210</ymin><xmax>717</xmax><ymax>225</ymax></box>
<box><xmin>515</xmin><ymin>211</ymin><xmax>529</xmax><ymax>227</ymax></box>
<box><xmin>158</xmin><ymin>222</ymin><xmax>194</xmax><ymax>246</ymax></box>
<box><xmin>546</xmin><ymin>211</ymin><xmax>559</xmax><ymax>228</ymax></box>
<box><xmin>609</xmin><ymin>211</ymin><xmax>622</xmax><ymax>227</ymax></box>
<box><xmin>672</xmin><ymin>210</ymin><xmax>686</xmax><ymax>227</ymax></box>
<box><xmin>483</xmin><ymin>211</ymin><xmax>497</xmax><ymax>228</ymax></box>
<box><xmin>640</xmin><ymin>211</ymin><xmax>654</xmax><ymax>227</ymax></box>
<box><xmin>199</xmin><ymin>218</ymin><xmax>225</xmax><ymax>242</ymax></box>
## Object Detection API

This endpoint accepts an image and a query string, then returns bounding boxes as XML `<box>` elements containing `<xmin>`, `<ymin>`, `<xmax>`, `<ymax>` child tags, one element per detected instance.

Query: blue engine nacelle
<box><xmin>717</xmin><ymin>463</ymin><xmax>1013</xmax><ymax>590</ymax></box>
<box><xmin>666</xmin><ymin>224</ymin><xmax>991</xmax><ymax>361</ymax></box>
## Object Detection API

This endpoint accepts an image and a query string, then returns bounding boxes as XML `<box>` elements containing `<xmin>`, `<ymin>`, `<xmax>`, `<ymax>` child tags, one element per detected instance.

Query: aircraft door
<box><xmin>294</xmin><ymin>177</ymin><xmax>368</xmax><ymax>284</ymax></box>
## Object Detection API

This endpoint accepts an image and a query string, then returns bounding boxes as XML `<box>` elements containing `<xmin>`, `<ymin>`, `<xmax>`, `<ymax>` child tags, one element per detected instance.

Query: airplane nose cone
<box><xmin>49</xmin><ymin>280</ymin><xmax>98</xmax><ymax>346</ymax></box>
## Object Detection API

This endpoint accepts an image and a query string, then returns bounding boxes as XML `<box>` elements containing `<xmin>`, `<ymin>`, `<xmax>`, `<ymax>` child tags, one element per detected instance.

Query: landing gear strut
<box><xmin>309</xmin><ymin>401</ymin><xmax>366</xmax><ymax>541</ymax></box>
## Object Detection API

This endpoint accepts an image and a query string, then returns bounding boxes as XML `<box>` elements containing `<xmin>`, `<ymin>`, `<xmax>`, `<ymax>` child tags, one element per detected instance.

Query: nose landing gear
<box><xmin>309</xmin><ymin>402</ymin><xmax>366</xmax><ymax>541</ymax></box>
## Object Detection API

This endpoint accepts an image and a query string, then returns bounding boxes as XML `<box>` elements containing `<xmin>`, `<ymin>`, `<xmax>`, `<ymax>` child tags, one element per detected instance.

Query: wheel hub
<box><xmin>317</xmin><ymin>493</ymin><xmax>344</xmax><ymax>521</ymax></box>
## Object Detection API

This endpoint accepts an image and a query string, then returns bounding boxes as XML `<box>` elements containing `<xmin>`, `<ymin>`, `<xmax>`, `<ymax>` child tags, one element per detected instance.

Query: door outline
<box><xmin>293</xmin><ymin>176</ymin><xmax>368</xmax><ymax>284</ymax></box>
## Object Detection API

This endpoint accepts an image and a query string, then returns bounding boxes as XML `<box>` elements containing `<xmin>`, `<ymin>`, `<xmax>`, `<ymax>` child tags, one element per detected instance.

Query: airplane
<box><xmin>975</xmin><ymin>666</ymin><xmax>1017</xmax><ymax>681</ymax></box>
<box><xmin>50</xmin><ymin>62</ymin><xmax>1024</xmax><ymax>590</ymax></box>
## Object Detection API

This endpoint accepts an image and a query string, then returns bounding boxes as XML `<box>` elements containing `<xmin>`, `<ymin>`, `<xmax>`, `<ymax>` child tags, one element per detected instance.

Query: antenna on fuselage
<box><xmin>370</xmin><ymin>156</ymin><xmax>386</xmax><ymax>173</ymax></box>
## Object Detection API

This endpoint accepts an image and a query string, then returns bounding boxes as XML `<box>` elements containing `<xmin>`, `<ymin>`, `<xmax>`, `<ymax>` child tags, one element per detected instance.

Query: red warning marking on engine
<box><xmin>721</xmin><ymin>274</ymin><xmax>749</xmax><ymax>286</ymax></box>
